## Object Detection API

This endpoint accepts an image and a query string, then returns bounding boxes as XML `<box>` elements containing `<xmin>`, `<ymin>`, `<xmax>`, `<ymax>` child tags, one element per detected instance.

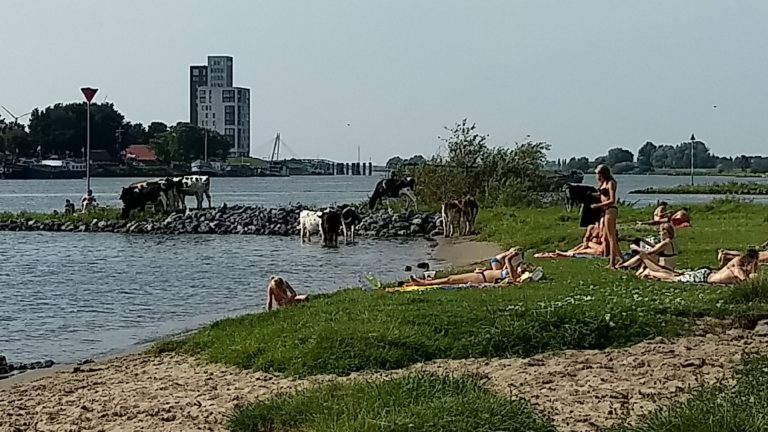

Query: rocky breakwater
<box><xmin>0</xmin><ymin>355</ymin><xmax>56</xmax><ymax>380</ymax></box>
<box><xmin>0</xmin><ymin>205</ymin><xmax>443</xmax><ymax>238</ymax></box>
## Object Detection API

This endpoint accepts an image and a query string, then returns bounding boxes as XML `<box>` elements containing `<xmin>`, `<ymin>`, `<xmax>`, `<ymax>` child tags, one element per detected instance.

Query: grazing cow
<box><xmin>172</xmin><ymin>175</ymin><xmax>212</xmax><ymax>210</ymax></box>
<box><xmin>299</xmin><ymin>209</ymin><xmax>324</xmax><ymax>243</ymax></box>
<box><xmin>459</xmin><ymin>196</ymin><xmax>479</xmax><ymax>235</ymax></box>
<box><xmin>441</xmin><ymin>200</ymin><xmax>463</xmax><ymax>238</ymax></box>
<box><xmin>340</xmin><ymin>206</ymin><xmax>363</xmax><ymax>244</ymax></box>
<box><xmin>320</xmin><ymin>209</ymin><xmax>342</xmax><ymax>248</ymax></box>
<box><xmin>119</xmin><ymin>181</ymin><xmax>167</xmax><ymax>219</ymax></box>
<box><xmin>368</xmin><ymin>177</ymin><xmax>417</xmax><ymax>211</ymax></box>
<box><xmin>131</xmin><ymin>178</ymin><xmax>181</xmax><ymax>211</ymax></box>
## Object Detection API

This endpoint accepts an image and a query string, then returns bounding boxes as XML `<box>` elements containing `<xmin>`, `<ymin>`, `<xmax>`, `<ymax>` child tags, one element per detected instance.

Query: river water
<box><xmin>1</xmin><ymin>174</ymin><xmax>767</xmax><ymax>365</ymax></box>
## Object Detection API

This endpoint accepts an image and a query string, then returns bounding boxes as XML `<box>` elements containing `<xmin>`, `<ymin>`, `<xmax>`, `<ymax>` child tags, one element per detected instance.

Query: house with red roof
<box><xmin>123</xmin><ymin>145</ymin><xmax>159</xmax><ymax>165</ymax></box>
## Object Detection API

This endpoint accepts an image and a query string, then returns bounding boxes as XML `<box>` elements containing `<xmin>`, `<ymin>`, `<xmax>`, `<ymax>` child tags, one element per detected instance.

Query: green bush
<box><xmin>402</xmin><ymin>118</ymin><xmax>551</xmax><ymax>207</ymax></box>
<box><xmin>228</xmin><ymin>374</ymin><xmax>555</xmax><ymax>432</ymax></box>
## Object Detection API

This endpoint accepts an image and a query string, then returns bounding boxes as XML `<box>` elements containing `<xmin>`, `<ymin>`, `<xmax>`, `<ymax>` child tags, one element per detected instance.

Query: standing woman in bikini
<box><xmin>592</xmin><ymin>165</ymin><xmax>623</xmax><ymax>268</ymax></box>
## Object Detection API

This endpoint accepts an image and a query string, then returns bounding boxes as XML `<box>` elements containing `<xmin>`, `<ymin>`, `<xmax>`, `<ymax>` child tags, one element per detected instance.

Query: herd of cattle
<box><xmin>116</xmin><ymin>174</ymin><xmax>483</xmax><ymax>245</ymax></box>
<box><xmin>119</xmin><ymin>175</ymin><xmax>212</xmax><ymax>219</ymax></box>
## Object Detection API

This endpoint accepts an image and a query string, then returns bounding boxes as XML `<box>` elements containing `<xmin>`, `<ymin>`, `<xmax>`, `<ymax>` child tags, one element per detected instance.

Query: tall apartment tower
<box><xmin>189</xmin><ymin>55</ymin><xmax>250</xmax><ymax>158</ymax></box>
<box><xmin>189</xmin><ymin>65</ymin><xmax>208</xmax><ymax>126</ymax></box>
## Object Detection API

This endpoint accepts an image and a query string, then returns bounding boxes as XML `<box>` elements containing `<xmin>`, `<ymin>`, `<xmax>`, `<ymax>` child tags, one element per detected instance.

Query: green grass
<box><xmin>153</xmin><ymin>200</ymin><xmax>768</xmax><ymax>377</ymax></box>
<box><xmin>629</xmin><ymin>182</ymin><xmax>768</xmax><ymax>195</ymax></box>
<box><xmin>609</xmin><ymin>354</ymin><xmax>768</xmax><ymax>432</ymax></box>
<box><xmin>228</xmin><ymin>374</ymin><xmax>555</xmax><ymax>432</ymax></box>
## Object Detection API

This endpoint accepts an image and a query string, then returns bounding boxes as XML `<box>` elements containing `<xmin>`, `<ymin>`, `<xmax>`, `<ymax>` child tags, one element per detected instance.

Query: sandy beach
<box><xmin>2</xmin><ymin>239</ymin><xmax>767</xmax><ymax>431</ymax></box>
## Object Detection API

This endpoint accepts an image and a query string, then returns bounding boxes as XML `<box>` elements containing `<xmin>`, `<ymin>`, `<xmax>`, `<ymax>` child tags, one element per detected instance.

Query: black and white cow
<box><xmin>368</xmin><ymin>177</ymin><xmax>417</xmax><ymax>211</ymax></box>
<box><xmin>320</xmin><ymin>209</ymin><xmax>342</xmax><ymax>248</ymax></box>
<box><xmin>120</xmin><ymin>180</ymin><xmax>168</xmax><ymax>219</ymax></box>
<box><xmin>171</xmin><ymin>175</ymin><xmax>212</xmax><ymax>210</ymax></box>
<box><xmin>340</xmin><ymin>206</ymin><xmax>363</xmax><ymax>244</ymax></box>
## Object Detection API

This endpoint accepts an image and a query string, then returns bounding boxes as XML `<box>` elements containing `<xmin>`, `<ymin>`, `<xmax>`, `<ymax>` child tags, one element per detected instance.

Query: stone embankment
<box><xmin>0</xmin><ymin>355</ymin><xmax>56</xmax><ymax>380</ymax></box>
<box><xmin>0</xmin><ymin>205</ymin><xmax>444</xmax><ymax>238</ymax></box>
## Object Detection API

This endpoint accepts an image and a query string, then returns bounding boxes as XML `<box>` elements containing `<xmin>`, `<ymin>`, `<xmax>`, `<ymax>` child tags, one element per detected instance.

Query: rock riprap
<box><xmin>0</xmin><ymin>205</ymin><xmax>444</xmax><ymax>238</ymax></box>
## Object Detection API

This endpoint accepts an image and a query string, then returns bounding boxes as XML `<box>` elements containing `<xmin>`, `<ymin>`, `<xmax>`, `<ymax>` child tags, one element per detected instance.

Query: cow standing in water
<box><xmin>368</xmin><ymin>177</ymin><xmax>417</xmax><ymax>211</ymax></box>
<box><xmin>172</xmin><ymin>175</ymin><xmax>212</xmax><ymax>210</ymax></box>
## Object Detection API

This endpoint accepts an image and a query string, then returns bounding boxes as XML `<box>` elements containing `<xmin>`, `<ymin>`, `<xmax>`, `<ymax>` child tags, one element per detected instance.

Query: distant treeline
<box><xmin>549</xmin><ymin>141</ymin><xmax>768</xmax><ymax>174</ymax></box>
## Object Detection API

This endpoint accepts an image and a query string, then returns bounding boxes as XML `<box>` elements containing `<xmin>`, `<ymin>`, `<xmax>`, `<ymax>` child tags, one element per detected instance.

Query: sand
<box><xmin>432</xmin><ymin>237</ymin><xmax>503</xmax><ymax>267</ymax></box>
<box><xmin>2</xmin><ymin>328</ymin><xmax>767</xmax><ymax>432</ymax></box>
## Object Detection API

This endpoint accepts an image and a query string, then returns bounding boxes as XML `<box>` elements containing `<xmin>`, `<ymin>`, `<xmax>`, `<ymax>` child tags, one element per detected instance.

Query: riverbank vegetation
<box><xmin>229</xmin><ymin>374</ymin><xmax>554</xmax><ymax>432</ymax></box>
<box><xmin>155</xmin><ymin>201</ymin><xmax>768</xmax><ymax>377</ymax></box>
<box><xmin>629</xmin><ymin>182</ymin><xmax>768</xmax><ymax>195</ymax></box>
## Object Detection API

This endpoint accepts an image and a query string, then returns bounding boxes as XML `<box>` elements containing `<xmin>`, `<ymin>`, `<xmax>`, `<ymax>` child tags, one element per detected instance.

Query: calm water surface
<box><xmin>1</xmin><ymin>174</ymin><xmax>767</xmax><ymax>364</ymax></box>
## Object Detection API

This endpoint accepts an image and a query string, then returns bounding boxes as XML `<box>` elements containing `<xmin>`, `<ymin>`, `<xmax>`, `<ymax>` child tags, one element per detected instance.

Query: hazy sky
<box><xmin>2</xmin><ymin>0</ymin><xmax>767</xmax><ymax>163</ymax></box>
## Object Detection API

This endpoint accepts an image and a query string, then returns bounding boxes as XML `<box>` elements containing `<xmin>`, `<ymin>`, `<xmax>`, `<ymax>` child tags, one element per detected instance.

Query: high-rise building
<box><xmin>189</xmin><ymin>65</ymin><xmax>208</xmax><ymax>126</ymax></box>
<box><xmin>189</xmin><ymin>55</ymin><xmax>250</xmax><ymax>158</ymax></box>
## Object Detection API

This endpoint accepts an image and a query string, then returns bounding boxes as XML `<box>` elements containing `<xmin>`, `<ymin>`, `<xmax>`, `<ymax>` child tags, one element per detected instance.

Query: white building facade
<box><xmin>191</xmin><ymin>56</ymin><xmax>250</xmax><ymax>158</ymax></box>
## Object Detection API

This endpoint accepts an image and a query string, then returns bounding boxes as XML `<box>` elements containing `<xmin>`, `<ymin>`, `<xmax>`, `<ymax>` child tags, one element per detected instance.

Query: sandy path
<box><xmin>2</xmin><ymin>327</ymin><xmax>767</xmax><ymax>432</ymax></box>
<box><xmin>433</xmin><ymin>237</ymin><xmax>503</xmax><ymax>267</ymax></box>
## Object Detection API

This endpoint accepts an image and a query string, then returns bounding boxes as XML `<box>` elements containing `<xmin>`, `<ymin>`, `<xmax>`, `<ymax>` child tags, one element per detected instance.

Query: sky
<box><xmin>2</xmin><ymin>0</ymin><xmax>768</xmax><ymax>163</ymax></box>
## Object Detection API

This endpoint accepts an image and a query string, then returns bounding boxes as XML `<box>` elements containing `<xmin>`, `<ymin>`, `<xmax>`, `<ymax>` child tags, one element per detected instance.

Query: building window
<box><xmin>212</xmin><ymin>112</ymin><xmax>215</xmax><ymax>118</ymax></box>
<box><xmin>193</xmin><ymin>69</ymin><xmax>199</xmax><ymax>76</ymax></box>
<box><xmin>205</xmin><ymin>113</ymin><xmax>208</xmax><ymax>119</ymax></box>
<box><xmin>223</xmin><ymin>90</ymin><xmax>235</xmax><ymax>103</ymax></box>
<box><xmin>225</xmin><ymin>106</ymin><xmax>235</xmax><ymax>125</ymax></box>
<box><xmin>200</xmin><ymin>96</ymin><xmax>206</xmax><ymax>103</ymax></box>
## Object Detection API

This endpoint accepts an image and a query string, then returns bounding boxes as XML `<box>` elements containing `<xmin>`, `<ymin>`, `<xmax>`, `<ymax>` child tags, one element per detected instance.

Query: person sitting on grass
<box><xmin>267</xmin><ymin>276</ymin><xmax>307</xmax><ymax>311</ymax></box>
<box><xmin>638</xmin><ymin>201</ymin><xmax>672</xmax><ymax>225</ymax></box>
<box><xmin>618</xmin><ymin>223</ymin><xmax>678</xmax><ymax>270</ymax></box>
<box><xmin>636</xmin><ymin>249</ymin><xmax>759</xmax><ymax>285</ymax></box>
<box><xmin>409</xmin><ymin>253</ymin><xmax>532</xmax><ymax>287</ymax></box>
<box><xmin>533</xmin><ymin>223</ymin><xmax>605</xmax><ymax>259</ymax></box>
<box><xmin>717</xmin><ymin>248</ymin><xmax>768</xmax><ymax>267</ymax></box>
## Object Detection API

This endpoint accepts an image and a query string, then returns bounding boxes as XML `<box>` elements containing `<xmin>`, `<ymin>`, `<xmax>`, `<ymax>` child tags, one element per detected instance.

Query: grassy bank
<box><xmin>155</xmin><ymin>200</ymin><xmax>768</xmax><ymax>377</ymax></box>
<box><xmin>229</xmin><ymin>374</ymin><xmax>555</xmax><ymax>432</ymax></box>
<box><xmin>629</xmin><ymin>182</ymin><xmax>768</xmax><ymax>195</ymax></box>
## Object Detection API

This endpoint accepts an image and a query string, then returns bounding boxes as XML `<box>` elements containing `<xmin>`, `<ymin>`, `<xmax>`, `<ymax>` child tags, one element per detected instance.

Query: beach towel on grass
<box><xmin>386</xmin><ymin>268</ymin><xmax>544</xmax><ymax>293</ymax></box>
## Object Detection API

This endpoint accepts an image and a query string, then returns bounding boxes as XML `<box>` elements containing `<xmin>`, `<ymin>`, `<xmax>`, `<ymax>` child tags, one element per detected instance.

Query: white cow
<box><xmin>172</xmin><ymin>175</ymin><xmax>212</xmax><ymax>210</ymax></box>
<box><xmin>299</xmin><ymin>210</ymin><xmax>324</xmax><ymax>243</ymax></box>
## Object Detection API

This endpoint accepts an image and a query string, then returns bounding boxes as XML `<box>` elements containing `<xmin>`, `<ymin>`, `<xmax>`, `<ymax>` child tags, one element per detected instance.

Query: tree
<box><xmin>0</xmin><ymin>119</ymin><xmax>31</xmax><ymax>156</ymax></box>
<box><xmin>146</xmin><ymin>121</ymin><xmax>168</xmax><ymax>142</ymax></box>
<box><xmin>651</xmin><ymin>145</ymin><xmax>675</xmax><ymax>168</ymax></box>
<box><xmin>385</xmin><ymin>156</ymin><xmax>404</xmax><ymax>170</ymax></box>
<box><xmin>606</xmin><ymin>147</ymin><xmax>634</xmax><ymax>167</ymax></box>
<box><xmin>637</xmin><ymin>141</ymin><xmax>657</xmax><ymax>169</ymax></box>
<box><xmin>611</xmin><ymin>161</ymin><xmax>636</xmax><ymax>174</ymax></box>
<box><xmin>122</xmin><ymin>122</ymin><xmax>146</xmax><ymax>146</ymax></box>
<box><xmin>565</xmin><ymin>156</ymin><xmax>590</xmax><ymax>172</ymax></box>
<box><xmin>405</xmin><ymin>154</ymin><xmax>426</xmax><ymax>166</ymax></box>
<box><xmin>27</xmin><ymin>102</ymin><xmax>126</xmax><ymax>159</ymax></box>
<box><xmin>734</xmin><ymin>155</ymin><xmax>752</xmax><ymax>170</ymax></box>
<box><xmin>750</xmin><ymin>157</ymin><xmax>768</xmax><ymax>174</ymax></box>
<box><xmin>150</xmin><ymin>122</ymin><xmax>231</xmax><ymax>164</ymax></box>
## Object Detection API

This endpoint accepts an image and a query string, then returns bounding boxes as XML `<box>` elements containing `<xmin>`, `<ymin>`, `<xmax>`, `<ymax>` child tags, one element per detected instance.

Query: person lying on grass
<box><xmin>409</xmin><ymin>253</ymin><xmax>531</xmax><ymax>287</ymax></box>
<box><xmin>618</xmin><ymin>223</ymin><xmax>678</xmax><ymax>270</ymax></box>
<box><xmin>636</xmin><ymin>249</ymin><xmax>759</xmax><ymax>285</ymax></box>
<box><xmin>533</xmin><ymin>223</ymin><xmax>605</xmax><ymax>259</ymax></box>
<box><xmin>267</xmin><ymin>276</ymin><xmax>308</xmax><ymax>311</ymax></box>
<box><xmin>489</xmin><ymin>247</ymin><xmax>524</xmax><ymax>270</ymax></box>
<box><xmin>717</xmin><ymin>248</ymin><xmax>768</xmax><ymax>267</ymax></box>
<box><xmin>638</xmin><ymin>201</ymin><xmax>671</xmax><ymax>225</ymax></box>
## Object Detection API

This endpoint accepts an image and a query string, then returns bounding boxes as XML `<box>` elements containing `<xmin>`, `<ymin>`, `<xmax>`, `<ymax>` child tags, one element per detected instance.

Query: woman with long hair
<box><xmin>592</xmin><ymin>165</ymin><xmax>623</xmax><ymax>268</ymax></box>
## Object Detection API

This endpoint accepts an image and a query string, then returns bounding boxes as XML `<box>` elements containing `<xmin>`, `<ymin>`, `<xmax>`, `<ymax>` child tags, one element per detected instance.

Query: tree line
<box><xmin>552</xmin><ymin>140</ymin><xmax>768</xmax><ymax>174</ymax></box>
<box><xmin>0</xmin><ymin>102</ymin><xmax>231</xmax><ymax>163</ymax></box>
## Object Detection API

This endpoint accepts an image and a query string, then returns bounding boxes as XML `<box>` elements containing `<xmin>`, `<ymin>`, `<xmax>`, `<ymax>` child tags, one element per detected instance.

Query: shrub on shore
<box><xmin>629</xmin><ymin>181</ymin><xmax>768</xmax><ymax>195</ymax></box>
<box><xmin>228</xmin><ymin>374</ymin><xmax>555</xmax><ymax>432</ymax></box>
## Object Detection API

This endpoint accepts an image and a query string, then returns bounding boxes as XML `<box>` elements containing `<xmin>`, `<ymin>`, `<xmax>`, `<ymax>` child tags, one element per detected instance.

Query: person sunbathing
<box><xmin>534</xmin><ymin>224</ymin><xmax>605</xmax><ymax>259</ymax></box>
<box><xmin>409</xmin><ymin>254</ymin><xmax>530</xmax><ymax>287</ymax></box>
<box><xmin>638</xmin><ymin>202</ymin><xmax>672</xmax><ymax>225</ymax></box>
<box><xmin>266</xmin><ymin>276</ymin><xmax>307</xmax><ymax>310</ymax></box>
<box><xmin>637</xmin><ymin>249</ymin><xmax>759</xmax><ymax>284</ymax></box>
<box><xmin>618</xmin><ymin>223</ymin><xmax>677</xmax><ymax>270</ymax></box>
<box><xmin>717</xmin><ymin>248</ymin><xmax>768</xmax><ymax>267</ymax></box>
<box><xmin>489</xmin><ymin>247</ymin><xmax>523</xmax><ymax>270</ymax></box>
